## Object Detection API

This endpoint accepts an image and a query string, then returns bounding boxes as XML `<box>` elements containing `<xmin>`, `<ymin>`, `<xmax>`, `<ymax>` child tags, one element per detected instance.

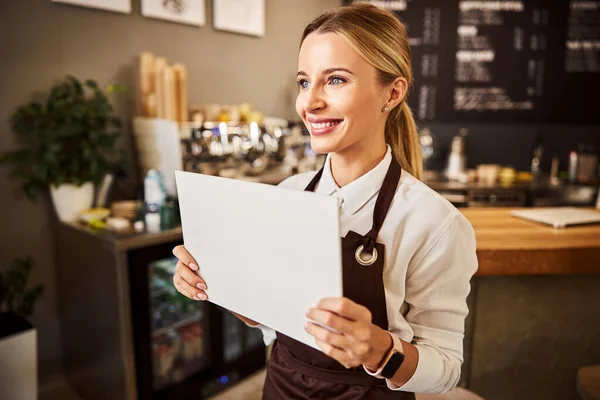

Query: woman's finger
<box><xmin>172</xmin><ymin>277</ymin><xmax>196</xmax><ymax>300</ymax></box>
<box><xmin>317</xmin><ymin>297</ymin><xmax>371</xmax><ymax>322</ymax></box>
<box><xmin>305</xmin><ymin>321</ymin><xmax>370</xmax><ymax>363</ymax></box>
<box><xmin>175</xmin><ymin>261</ymin><xmax>207</xmax><ymax>290</ymax></box>
<box><xmin>172</xmin><ymin>274</ymin><xmax>195</xmax><ymax>300</ymax></box>
<box><xmin>347</xmin><ymin>341</ymin><xmax>371</xmax><ymax>359</ymax></box>
<box><xmin>173</xmin><ymin>273</ymin><xmax>208</xmax><ymax>300</ymax></box>
<box><xmin>172</xmin><ymin>245</ymin><xmax>199</xmax><ymax>271</ymax></box>
<box><xmin>305</xmin><ymin>308</ymin><xmax>355</xmax><ymax>334</ymax></box>
<box><xmin>314</xmin><ymin>339</ymin><xmax>355</xmax><ymax>368</ymax></box>
<box><xmin>305</xmin><ymin>321</ymin><xmax>350</xmax><ymax>349</ymax></box>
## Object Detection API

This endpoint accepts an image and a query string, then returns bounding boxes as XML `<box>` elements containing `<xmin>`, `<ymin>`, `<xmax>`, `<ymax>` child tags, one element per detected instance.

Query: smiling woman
<box><xmin>171</xmin><ymin>3</ymin><xmax>478</xmax><ymax>399</ymax></box>
<box><xmin>295</xmin><ymin>4</ymin><xmax>422</xmax><ymax>187</ymax></box>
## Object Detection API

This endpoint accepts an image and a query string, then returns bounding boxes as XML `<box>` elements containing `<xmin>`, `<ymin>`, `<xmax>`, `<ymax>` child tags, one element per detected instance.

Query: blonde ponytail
<box><xmin>301</xmin><ymin>3</ymin><xmax>424</xmax><ymax>180</ymax></box>
<box><xmin>385</xmin><ymin>102</ymin><xmax>423</xmax><ymax>180</ymax></box>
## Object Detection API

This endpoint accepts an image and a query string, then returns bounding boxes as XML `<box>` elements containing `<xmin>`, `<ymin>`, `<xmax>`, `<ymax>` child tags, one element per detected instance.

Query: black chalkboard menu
<box><xmin>343</xmin><ymin>0</ymin><xmax>600</xmax><ymax>124</ymax></box>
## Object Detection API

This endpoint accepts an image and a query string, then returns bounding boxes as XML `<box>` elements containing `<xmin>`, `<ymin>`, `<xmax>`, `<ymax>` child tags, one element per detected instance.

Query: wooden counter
<box><xmin>460</xmin><ymin>208</ymin><xmax>600</xmax><ymax>276</ymax></box>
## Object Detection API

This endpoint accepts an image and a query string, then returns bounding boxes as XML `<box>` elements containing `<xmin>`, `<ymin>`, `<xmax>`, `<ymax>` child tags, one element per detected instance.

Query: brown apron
<box><xmin>263</xmin><ymin>156</ymin><xmax>415</xmax><ymax>399</ymax></box>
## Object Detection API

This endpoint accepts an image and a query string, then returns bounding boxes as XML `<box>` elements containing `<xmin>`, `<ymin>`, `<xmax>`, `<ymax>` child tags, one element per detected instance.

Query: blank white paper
<box><xmin>175</xmin><ymin>171</ymin><xmax>342</xmax><ymax>350</ymax></box>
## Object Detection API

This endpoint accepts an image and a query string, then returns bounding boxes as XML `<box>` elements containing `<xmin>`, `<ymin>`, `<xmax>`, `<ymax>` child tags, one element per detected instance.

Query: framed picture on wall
<box><xmin>213</xmin><ymin>0</ymin><xmax>265</xmax><ymax>37</ymax></box>
<box><xmin>51</xmin><ymin>0</ymin><xmax>131</xmax><ymax>14</ymax></box>
<box><xmin>142</xmin><ymin>0</ymin><xmax>206</xmax><ymax>26</ymax></box>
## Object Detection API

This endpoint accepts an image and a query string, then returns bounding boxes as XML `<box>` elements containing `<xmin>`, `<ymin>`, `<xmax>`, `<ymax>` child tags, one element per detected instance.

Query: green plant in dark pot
<box><xmin>0</xmin><ymin>75</ymin><xmax>126</xmax><ymax>221</ymax></box>
<box><xmin>0</xmin><ymin>257</ymin><xmax>45</xmax><ymax>397</ymax></box>
<box><xmin>0</xmin><ymin>257</ymin><xmax>45</xmax><ymax>338</ymax></box>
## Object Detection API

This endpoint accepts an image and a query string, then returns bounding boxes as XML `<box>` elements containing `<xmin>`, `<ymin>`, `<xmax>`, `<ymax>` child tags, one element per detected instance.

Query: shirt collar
<box><xmin>315</xmin><ymin>145</ymin><xmax>393</xmax><ymax>215</ymax></box>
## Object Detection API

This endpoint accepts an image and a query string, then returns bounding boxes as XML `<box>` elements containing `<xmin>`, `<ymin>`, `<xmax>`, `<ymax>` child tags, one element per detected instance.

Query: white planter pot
<box><xmin>50</xmin><ymin>182</ymin><xmax>94</xmax><ymax>222</ymax></box>
<box><xmin>0</xmin><ymin>328</ymin><xmax>37</xmax><ymax>400</ymax></box>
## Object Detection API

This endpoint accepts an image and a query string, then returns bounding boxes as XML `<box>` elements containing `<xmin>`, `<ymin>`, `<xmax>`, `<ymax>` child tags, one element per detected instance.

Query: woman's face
<box><xmin>296</xmin><ymin>32</ymin><xmax>387</xmax><ymax>156</ymax></box>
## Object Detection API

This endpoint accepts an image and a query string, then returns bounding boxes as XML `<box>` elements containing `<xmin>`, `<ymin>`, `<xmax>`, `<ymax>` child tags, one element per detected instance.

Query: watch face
<box><xmin>381</xmin><ymin>351</ymin><xmax>405</xmax><ymax>379</ymax></box>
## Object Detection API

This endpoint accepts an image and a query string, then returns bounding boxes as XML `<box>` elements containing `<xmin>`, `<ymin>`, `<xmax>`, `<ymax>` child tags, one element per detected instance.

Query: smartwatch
<box><xmin>364</xmin><ymin>332</ymin><xmax>405</xmax><ymax>379</ymax></box>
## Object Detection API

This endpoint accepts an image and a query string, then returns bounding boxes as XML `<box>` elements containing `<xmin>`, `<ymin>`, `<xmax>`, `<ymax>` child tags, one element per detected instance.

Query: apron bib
<box><xmin>263</xmin><ymin>156</ymin><xmax>415</xmax><ymax>399</ymax></box>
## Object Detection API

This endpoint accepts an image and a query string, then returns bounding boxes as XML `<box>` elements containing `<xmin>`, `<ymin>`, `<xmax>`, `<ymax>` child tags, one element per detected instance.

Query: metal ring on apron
<box><xmin>355</xmin><ymin>245</ymin><xmax>378</xmax><ymax>266</ymax></box>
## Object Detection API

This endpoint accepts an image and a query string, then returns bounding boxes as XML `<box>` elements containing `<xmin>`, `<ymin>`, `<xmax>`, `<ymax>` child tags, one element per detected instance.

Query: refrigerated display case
<box><xmin>54</xmin><ymin>223</ymin><xmax>266</xmax><ymax>400</ymax></box>
<box><xmin>128</xmin><ymin>241</ymin><xmax>267</xmax><ymax>399</ymax></box>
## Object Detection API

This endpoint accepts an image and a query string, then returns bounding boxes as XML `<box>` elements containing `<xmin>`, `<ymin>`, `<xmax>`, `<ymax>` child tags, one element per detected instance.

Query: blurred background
<box><xmin>0</xmin><ymin>0</ymin><xmax>599</xmax><ymax>399</ymax></box>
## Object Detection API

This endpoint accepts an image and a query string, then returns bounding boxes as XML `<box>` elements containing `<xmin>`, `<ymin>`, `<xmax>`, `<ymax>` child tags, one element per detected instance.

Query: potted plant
<box><xmin>0</xmin><ymin>75</ymin><xmax>126</xmax><ymax>222</ymax></box>
<box><xmin>0</xmin><ymin>257</ymin><xmax>45</xmax><ymax>399</ymax></box>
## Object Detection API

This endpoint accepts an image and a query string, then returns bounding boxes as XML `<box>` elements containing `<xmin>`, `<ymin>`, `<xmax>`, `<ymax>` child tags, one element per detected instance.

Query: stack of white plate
<box><xmin>111</xmin><ymin>200</ymin><xmax>142</xmax><ymax>221</ymax></box>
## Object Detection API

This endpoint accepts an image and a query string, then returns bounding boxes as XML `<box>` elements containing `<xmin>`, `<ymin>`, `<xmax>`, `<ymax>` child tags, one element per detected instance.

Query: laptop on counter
<box><xmin>510</xmin><ymin>207</ymin><xmax>600</xmax><ymax>229</ymax></box>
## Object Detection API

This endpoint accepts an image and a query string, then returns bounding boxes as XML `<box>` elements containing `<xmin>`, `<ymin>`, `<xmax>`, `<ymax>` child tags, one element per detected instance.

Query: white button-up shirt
<box><xmin>259</xmin><ymin>145</ymin><xmax>478</xmax><ymax>394</ymax></box>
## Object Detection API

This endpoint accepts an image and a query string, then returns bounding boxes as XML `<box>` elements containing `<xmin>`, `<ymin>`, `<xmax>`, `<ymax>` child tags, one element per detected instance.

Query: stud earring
<box><xmin>383</xmin><ymin>106</ymin><xmax>390</xmax><ymax>112</ymax></box>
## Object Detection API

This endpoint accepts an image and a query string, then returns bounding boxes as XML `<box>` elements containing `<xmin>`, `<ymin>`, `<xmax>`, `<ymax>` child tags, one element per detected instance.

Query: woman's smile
<box><xmin>306</xmin><ymin>116</ymin><xmax>344</xmax><ymax>136</ymax></box>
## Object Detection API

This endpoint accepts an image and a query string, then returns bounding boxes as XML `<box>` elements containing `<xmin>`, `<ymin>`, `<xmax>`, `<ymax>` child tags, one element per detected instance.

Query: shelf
<box><xmin>152</xmin><ymin>313</ymin><xmax>203</xmax><ymax>338</ymax></box>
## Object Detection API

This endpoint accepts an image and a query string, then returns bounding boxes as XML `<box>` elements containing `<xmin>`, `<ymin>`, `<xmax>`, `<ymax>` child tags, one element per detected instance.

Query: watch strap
<box><xmin>363</xmin><ymin>332</ymin><xmax>403</xmax><ymax>379</ymax></box>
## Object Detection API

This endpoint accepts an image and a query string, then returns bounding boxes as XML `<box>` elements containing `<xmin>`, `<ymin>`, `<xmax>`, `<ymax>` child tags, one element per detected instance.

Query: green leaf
<box><xmin>21</xmin><ymin>285</ymin><xmax>45</xmax><ymax>317</ymax></box>
<box><xmin>5</xmin><ymin>258</ymin><xmax>29</xmax><ymax>313</ymax></box>
<box><xmin>29</xmin><ymin>102</ymin><xmax>43</xmax><ymax>113</ymax></box>
<box><xmin>54</xmin><ymin>174</ymin><xmax>64</xmax><ymax>187</ymax></box>
<box><xmin>85</xmin><ymin>79</ymin><xmax>99</xmax><ymax>91</ymax></box>
<box><xmin>89</xmin><ymin>158</ymin><xmax>98</xmax><ymax>178</ymax></box>
<box><xmin>67</xmin><ymin>75</ymin><xmax>83</xmax><ymax>97</ymax></box>
<box><xmin>56</xmin><ymin>122</ymin><xmax>84</xmax><ymax>138</ymax></box>
<box><xmin>97</xmin><ymin>133</ymin><xmax>117</xmax><ymax>148</ymax></box>
<box><xmin>16</xmin><ymin>149</ymin><xmax>32</xmax><ymax>162</ymax></box>
<box><xmin>34</xmin><ymin>162</ymin><xmax>48</xmax><ymax>181</ymax></box>
<box><xmin>0</xmin><ymin>257</ymin><xmax>45</xmax><ymax>317</ymax></box>
<box><xmin>71</xmin><ymin>103</ymin><xmax>86</xmax><ymax>118</ymax></box>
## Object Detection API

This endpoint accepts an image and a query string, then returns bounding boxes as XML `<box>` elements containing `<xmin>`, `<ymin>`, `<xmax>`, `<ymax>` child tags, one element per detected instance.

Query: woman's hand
<box><xmin>305</xmin><ymin>297</ymin><xmax>392</xmax><ymax>369</ymax></box>
<box><xmin>172</xmin><ymin>245</ymin><xmax>208</xmax><ymax>301</ymax></box>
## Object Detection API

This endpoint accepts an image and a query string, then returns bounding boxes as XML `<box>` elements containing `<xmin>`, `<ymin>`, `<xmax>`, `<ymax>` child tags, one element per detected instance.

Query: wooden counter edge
<box><xmin>474</xmin><ymin>247</ymin><xmax>600</xmax><ymax>276</ymax></box>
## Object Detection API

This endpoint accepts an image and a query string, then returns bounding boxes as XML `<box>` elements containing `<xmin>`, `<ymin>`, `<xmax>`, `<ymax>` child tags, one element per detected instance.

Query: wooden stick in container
<box><xmin>146</xmin><ymin>93</ymin><xmax>157</xmax><ymax>119</ymax></box>
<box><xmin>173</xmin><ymin>64</ymin><xmax>188</xmax><ymax>122</ymax></box>
<box><xmin>163</xmin><ymin>66</ymin><xmax>177</xmax><ymax>121</ymax></box>
<box><xmin>139</xmin><ymin>52</ymin><xmax>155</xmax><ymax>117</ymax></box>
<box><xmin>154</xmin><ymin>57</ymin><xmax>168</xmax><ymax>119</ymax></box>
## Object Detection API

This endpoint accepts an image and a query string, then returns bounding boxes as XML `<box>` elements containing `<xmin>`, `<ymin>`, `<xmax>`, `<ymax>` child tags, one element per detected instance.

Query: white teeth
<box><xmin>311</xmin><ymin>121</ymin><xmax>340</xmax><ymax>129</ymax></box>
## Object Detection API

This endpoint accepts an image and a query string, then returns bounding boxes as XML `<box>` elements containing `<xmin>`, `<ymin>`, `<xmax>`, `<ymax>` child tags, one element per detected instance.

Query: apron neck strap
<box><xmin>304</xmin><ymin>167</ymin><xmax>324</xmax><ymax>193</ymax></box>
<box><xmin>363</xmin><ymin>156</ymin><xmax>401</xmax><ymax>251</ymax></box>
<box><xmin>304</xmin><ymin>155</ymin><xmax>402</xmax><ymax>252</ymax></box>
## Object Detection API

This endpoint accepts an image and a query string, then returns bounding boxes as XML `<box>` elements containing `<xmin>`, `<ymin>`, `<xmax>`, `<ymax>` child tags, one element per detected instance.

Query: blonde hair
<box><xmin>300</xmin><ymin>2</ymin><xmax>423</xmax><ymax>180</ymax></box>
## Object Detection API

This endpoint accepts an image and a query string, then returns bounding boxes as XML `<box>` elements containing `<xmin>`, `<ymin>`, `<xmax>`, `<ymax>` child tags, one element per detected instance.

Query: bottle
<box><xmin>419</xmin><ymin>127</ymin><xmax>435</xmax><ymax>171</ymax></box>
<box><xmin>550</xmin><ymin>157</ymin><xmax>559</xmax><ymax>186</ymax></box>
<box><xmin>144</xmin><ymin>169</ymin><xmax>166</xmax><ymax>233</ymax></box>
<box><xmin>530</xmin><ymin>134</ymin><xmax>544</xmax><ymax>180</ymax></box>
<box><xmin>568</xmin><ymin>150</ymin><xmax>578</xmax><ymax>184</ymax></box>
<box><xmin>443</xmin><ymin>128</ymin><xmax>467</xmax><ymax>182</ymax></box>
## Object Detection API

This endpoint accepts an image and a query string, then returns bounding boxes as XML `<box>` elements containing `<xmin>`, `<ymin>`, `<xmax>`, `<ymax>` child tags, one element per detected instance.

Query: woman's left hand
<box><xmin>305</xmin><ymin>297</ymin><xmax>383</xmax><ymax>369</ymax></box>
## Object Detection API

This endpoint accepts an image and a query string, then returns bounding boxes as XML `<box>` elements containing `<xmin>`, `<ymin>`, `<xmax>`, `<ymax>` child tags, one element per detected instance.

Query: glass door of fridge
<box><xmin>149</xmin><ymin>257</ymin><xmax>210</xmax><ymax>391</ymax></box>
<box><xmin>222</xmin><ymin>311</ymin><xmax>265</xmax><ymax>365</ymax></box>
<box><xmin>128</xmin><ymin>240</ymin><xmax>267</xmax><ymax>399</ymax></box>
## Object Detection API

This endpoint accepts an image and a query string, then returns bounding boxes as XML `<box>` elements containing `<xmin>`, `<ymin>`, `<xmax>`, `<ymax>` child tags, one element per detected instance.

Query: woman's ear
<box><xmin>386</xmin><ymin>77</ymin><xmax>408</xmax><ymax>110</ymax></box>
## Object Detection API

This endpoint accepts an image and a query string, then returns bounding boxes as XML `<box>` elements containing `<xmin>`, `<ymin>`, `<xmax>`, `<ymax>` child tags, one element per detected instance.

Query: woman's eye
<box><xmin>329</xmin><ymin>76</ymin><xmax>345</xmax><ymax>85</ymax></box>
<box><xmin>298</xmin><ymin>79</ymin><xmax>309</xmax><ymax>89</ymax></box>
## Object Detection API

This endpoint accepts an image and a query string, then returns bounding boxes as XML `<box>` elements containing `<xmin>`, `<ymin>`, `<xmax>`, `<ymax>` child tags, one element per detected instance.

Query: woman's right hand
<box><xmin>172</xmin><ymin>245</ymin><xmax>208</xmax><ymax>301</ymax></box>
